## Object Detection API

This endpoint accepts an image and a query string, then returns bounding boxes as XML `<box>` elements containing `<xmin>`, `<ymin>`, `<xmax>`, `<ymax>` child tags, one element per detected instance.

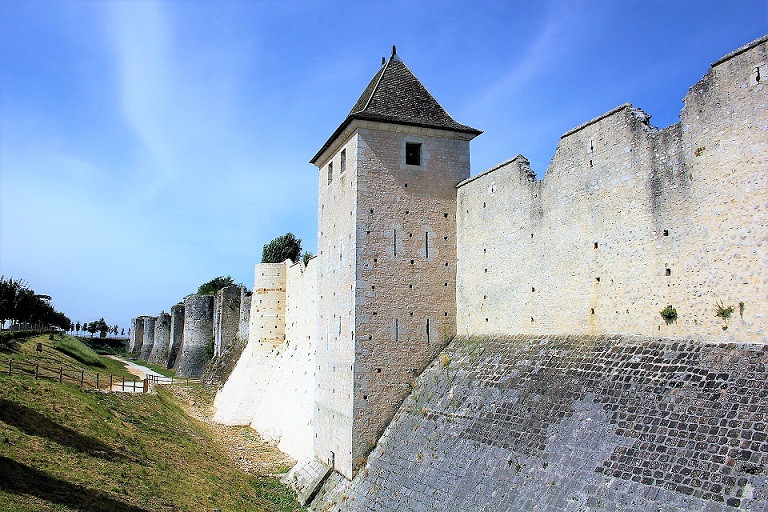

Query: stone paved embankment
<box><xmin>312</xmin><ymin>335</ymin><xmax>768</xmax><ymax>511</ymax></box>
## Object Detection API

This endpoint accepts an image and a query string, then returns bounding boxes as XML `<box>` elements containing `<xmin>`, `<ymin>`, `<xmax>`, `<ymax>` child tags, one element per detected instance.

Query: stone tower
<box><xmin>310</xmin><ymin>46</ymin><xmax>481</xmax><ymax>478</ymax></box>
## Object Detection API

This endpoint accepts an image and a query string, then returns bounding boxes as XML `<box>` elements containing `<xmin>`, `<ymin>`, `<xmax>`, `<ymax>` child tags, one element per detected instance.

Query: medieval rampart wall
<box><xmin>456</xmin><ymin>36</ymin><xmax>767</xmax><ymax>343</ymax></box>
<box><xmin>213</xmin><ymin>263</ymin><xmax>288</xmax><ymax>425</ymax></box>
<box><xmin>252</xmin><ymin>258</ymin><xmax>319</xmax><ymax>461</ymax></box>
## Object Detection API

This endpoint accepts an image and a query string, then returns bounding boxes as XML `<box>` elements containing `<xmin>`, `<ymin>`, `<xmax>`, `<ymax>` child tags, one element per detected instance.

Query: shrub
<box><xmin>659</xmin><ymin>305</ymin><xmax>677</xmax><ymax>324</ymax></box>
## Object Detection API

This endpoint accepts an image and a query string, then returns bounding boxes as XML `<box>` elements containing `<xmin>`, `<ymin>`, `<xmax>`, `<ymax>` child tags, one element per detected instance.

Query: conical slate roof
<box><xmin>310</xmin><ymin>47</ymin><xmax>481</xmax><ymax>164</ymax></box>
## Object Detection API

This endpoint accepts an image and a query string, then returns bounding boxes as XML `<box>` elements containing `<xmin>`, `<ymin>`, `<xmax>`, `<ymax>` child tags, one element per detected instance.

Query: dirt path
<box><xmin>164</xmin><ymin>384</ymin><xmax>296</xmax><ymax>476</ymax></box>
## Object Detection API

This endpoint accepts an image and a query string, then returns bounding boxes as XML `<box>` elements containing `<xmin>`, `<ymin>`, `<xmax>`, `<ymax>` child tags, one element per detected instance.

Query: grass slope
<box><xmin>53</xmin><ymin>336</ymin><xmax>104</xmax><ymax>367</ymax></box>
<box><xmin>0</xmin><ymin>337</ymin><xmax>301</xmax><ymax>512</ymax></box>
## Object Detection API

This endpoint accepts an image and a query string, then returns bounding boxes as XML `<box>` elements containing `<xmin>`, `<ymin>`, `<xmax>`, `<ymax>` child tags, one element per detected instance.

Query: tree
<box><xmin>302</xmin><ymin>251</ymin><xmax>314</xmax><ymax>266</ymax></box>
<box><xmin>95</xmin><ymin>318</ymin><xmax>109</xmax><ymax>338</ymax></box>
<box><xmin>76</xmin><ymin>322</ymin><xmax>81</xmax><ymax>333</ymax></box>
<box><xmin>197</xmin><ymin>276</ymin><xmax>235</xmax><ymax>296</ymax></box>
<box><xmin>86</xmin><ymin>322</ymin><xmax>97</xmax><ymax>337</ymax></box>
<box><xmin>0</xmin><ymin>276</ymin><xmax>25</xmax><ymax>326</ymax></box>
<box><xmin>262</xmin><ymin>232</ymin><xmax>302</xmax><ymax>263</ymax></box>
<box><xmin>121</xmin><ymin>328</ymin><xmax>125</xmax><ymax>336</ymax></box>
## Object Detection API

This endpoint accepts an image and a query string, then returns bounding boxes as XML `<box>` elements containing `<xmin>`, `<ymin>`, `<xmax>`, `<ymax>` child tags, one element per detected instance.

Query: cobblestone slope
<box><xmin>312</xmin><ymin>335</ymin><xmax>768</xmax><ymax>511</ymax></box>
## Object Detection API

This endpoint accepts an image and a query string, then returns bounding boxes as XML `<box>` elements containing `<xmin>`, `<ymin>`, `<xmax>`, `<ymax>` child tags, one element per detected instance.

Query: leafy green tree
<box><xmin>86</xmin><ymin>322</ymin><xmax>97</xmax><ymax>337</ymax></box>
<box><xmin>197</xmin><ymin>276</ymin><xmax>235</xmax><ymax>296</ymax></box>
<box><xmin>75</xmin><ymin>322</ymin><xmax>81</xmax><ymax>333</ymax></box>
<box><xmin>301</xmin><ymin>251</ymin><xmax>314</xmax><ymax>266</ymax></box>
<box><xmin>262</xmin><ymin>232</ymin><xmax>302</xmax><ymax>263</ymax></box>
<box><xmin>0</xmin><ymin>276</ymin><xmax>25</xmax><ymax>326</ymax></box>
<box><xmin>94</xmin><ymin>318</ymin><xmax>109</xmax><ymax>338</ymax></box>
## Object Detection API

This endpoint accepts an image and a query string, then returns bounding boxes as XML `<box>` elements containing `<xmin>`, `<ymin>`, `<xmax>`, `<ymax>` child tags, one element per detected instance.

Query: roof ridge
<box><xmin>355</xmin><ymin>54</ymin><xmax>392</xmax><ymax>115</ymax></box>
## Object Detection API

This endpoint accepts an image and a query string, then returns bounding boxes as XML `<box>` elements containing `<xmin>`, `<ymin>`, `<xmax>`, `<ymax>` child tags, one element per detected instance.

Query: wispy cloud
<box><xmin>109</xmin><ymin>1</ymin><xmax>178</xmax><ymax>192</ymax></box>
<box><xmin>462</xmin><ymin>2</ymin><xmax>585</xmax><ymax>118</ymax></box>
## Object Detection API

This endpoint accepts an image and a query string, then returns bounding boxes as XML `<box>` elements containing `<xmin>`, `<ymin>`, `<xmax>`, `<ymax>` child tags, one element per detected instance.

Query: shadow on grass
<box><xmin>0</xmin><ymin>399</ymin><xmax>132</xmax><ymax>462</ymax></box>
<box><xmin>0</xmin><ymin>456</ymin><xmax>150</xmax><ymax>512</ymax></box>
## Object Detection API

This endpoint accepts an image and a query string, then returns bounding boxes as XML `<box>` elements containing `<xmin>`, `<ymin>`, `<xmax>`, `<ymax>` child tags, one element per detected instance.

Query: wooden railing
<box><xmin>6</xmin><ymin>358</ymin><xmax>201</xmax><ymax>392</ymax></box>
<box><xmin>6</xmin><ymin>358</ymin><xmax>148</xmax><ymax>392</ymax></box>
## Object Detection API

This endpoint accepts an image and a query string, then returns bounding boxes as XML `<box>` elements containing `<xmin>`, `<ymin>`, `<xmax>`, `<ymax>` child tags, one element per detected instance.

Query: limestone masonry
<box><xmin>133</xmin><ymin>35</ymin><xmax>767</xmax><ymax>510</ymax></box>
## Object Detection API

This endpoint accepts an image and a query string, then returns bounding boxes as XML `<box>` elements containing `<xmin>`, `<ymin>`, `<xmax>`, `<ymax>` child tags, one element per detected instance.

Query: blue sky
<box><xmin>1</xmin><ymin>0</ymin><xmax>766</xmax><ymax>331</ymax></box>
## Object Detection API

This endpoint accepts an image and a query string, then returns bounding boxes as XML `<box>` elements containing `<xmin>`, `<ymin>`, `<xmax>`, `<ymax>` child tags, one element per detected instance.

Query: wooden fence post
<box><xmin>122</xmin><ymin>376</ymin><xmax>125</xmax><ymax>391</ymax></box>
<box><xmin>110</xmin><ymin>374</ymin><xmax>113</xmax><ymax>392</ymax></box>
<box><xmin>80</xmin><ymin>370</ymin><xmax>84</xmax><ymax>389</ymax></box>
<box><xmin>35</xmin><ymin>363</ymin><xmax>39</xmax><ymax>379</ymax></box>
<box><xmin>96</xmin><ymin>373</ymin><xmax>99</xmax><ymax>390</ymax></box>
<box><xmin>8</xmin><ymin>359</ymin><xmax>12</xmax><ymax>376</ymax></box>
<box><xmin>59</xmin><ymin>366</ymin><xmax>63</xmax><ymax>383</ymax></box>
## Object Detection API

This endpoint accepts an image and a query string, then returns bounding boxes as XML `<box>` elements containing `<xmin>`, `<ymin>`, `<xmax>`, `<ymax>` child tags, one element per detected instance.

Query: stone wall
<box><xmin>252</xmin><ymin>258</ymin><xmax>318</xmax><ymax>461</ymax></box>
<box><xmin>314</xmin><ymin>121</ymin><xmax>473</xmax><ymax>478</ymax></box>
<box><xmin>214</xmin><ymin>285</ymin><xmax>242</xmax><ymax>358</ymax></box>
<box><xmin>238</xmin><ymin>287</ymin><xmax>252</xmax><ymax>342</ymax></box>
<box><xmin>148</xmin><ymin>312</ymin><xmax>171</xmax><ymax>365</ymax></box>
<box><xmin>311</xmin><ymin>334</ymin><xmax>768</xmax><ymax>511</ymax></box>
<box><xmin>456</xmin><ymin>36</ymin><xmax>767</xmax><ymax>343</ymax></box>
<box><xmin>315</xmin><ymin>132</ymin><xmax>358</xmax><ymax>477</ymax></box>
<box><xmin>139</xmin><ymin>316</ymin><xmax>156</xmax><ymax>361</ymax></box>
<box><xmin>129</xmin><ymin>317</ymin><xmax>144</xmax><ymax>354</ymax></box>
<box><xmin>213</xmin><ymin>263</ymin><xmax>288</xmax><ymax>425</ymax></box>
<box><xmin>167</xmin><ymin>304</ymin><xmax>185</xmax><ymax>369</ymax></box>
<box><xmin>176</xmin><ymin>294</ymin><xmax>213</xmax><ymax>378</ymax></box>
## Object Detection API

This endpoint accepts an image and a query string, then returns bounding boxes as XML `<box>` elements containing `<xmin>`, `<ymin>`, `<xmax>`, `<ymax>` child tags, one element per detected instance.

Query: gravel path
<box><xmin>165</xmin><ymin>384</ymin><xmax>296</xmax><ymax>476</ymax></box>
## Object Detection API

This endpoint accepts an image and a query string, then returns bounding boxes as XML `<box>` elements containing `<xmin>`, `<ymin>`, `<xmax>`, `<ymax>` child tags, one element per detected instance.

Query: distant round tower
<box><xmin>129</xmin><ymin>317</ymin><xmax>144</xmax><ymax>354</ymax></box>
<box><xmin>177</xmin><ymin>294</ymin><xmax>213</xmax><ymax>377</ymax></box>
<box><xmin>139</xmin><ymin>316</ymin><xmax>157</xmax><ymax>361</ymax></box>
<box><xmin>148</xmin><ymin>312</ymin><xmax>171</xmax><ymax>364</ymax></box>
<box><xmin>167</xmin><ymin>304</ymin><xmax>185</xmax><ymax>369</ymax></box>
<box><xmin>214</xmin><ymin>285</ymin><xmax>242</xmax><ymax>358</ymax></box>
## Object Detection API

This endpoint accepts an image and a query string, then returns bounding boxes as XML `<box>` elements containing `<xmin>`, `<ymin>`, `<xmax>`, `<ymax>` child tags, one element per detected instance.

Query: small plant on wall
<box><xmin>715</xmin><ymin>300</ymin><xmax>734</xmax><ymax>330</ymax></box>
<box><xmin>660</xmin><ymin>305</ymin><xmax>677</xmax><ymax>325</ymax></box>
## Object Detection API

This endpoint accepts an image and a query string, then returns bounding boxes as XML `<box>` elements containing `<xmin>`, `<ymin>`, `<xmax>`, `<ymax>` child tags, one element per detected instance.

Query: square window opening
<box><xmin>406</xmin><ymin>143</ymin><xmax>421</xmax><ymax>166</ymax></box>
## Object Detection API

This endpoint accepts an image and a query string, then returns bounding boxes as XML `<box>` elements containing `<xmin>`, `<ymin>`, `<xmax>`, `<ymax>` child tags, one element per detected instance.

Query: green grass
<box><xmin>5</xmin><ymin>335</ymin><xmax>139</xmax><ymax>383</ymax></box>
<box><xmin>0</xmin><ymin>372</ymin><xmax>301</xmax><ymax>511</ymax></box>
<box><xmin>53</xmin><ymin>336</ymin><xmax>104</xmax><ymax>367</ymax></box>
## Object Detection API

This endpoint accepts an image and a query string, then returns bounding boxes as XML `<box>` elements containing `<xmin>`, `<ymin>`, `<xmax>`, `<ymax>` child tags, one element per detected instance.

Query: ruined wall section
<box><xmin>457</xmin><ymin>36</ymin><xmax>767</xmax><ymax>342</ymax></box>
<box><xmin>238</xmin><ymin>287</ymin><xmax>252</xmax><ymax>341</ymax></box>
<box><xmin>213</xmin><ymin>262</ymin><xmax>287</xmax><ymax>425</ymax></box>
<box><xmin>139</xmin><ymin>316</ymin><xmax>156</xmax><ymax>361</ymax></box>
<box><xmin>252</xmin><ymin>258</ymin><xmax>319</xmax><ymax>461</ymax></box>
<box><xmin>129</xmin><ymin>317</ymin><xmax>144</xmax><ymax>354</ymax></box>
<box><xmin>148</xmin><ymin>312</ymin><xmax>171</xmax><ymax>364</ymax></box>
<box><xmin>176</xmin><ymin>294</ymin><xmax>213</xmax><ymax>377</ymax></box>
<box><xmin>213</xmin><ymin>285</ymin><xmax>242</xmax><ymax>358</ymax></box>
<box><xmin>351</xmin><ymin>124</ymin><xmax>470</xmax><ymax>475</ymax></box>
<box><xmin>312</xmin><ymin>334</ymin><xmax>768</xmax><ymax>511</ymax></box>
<box><xmin>315</xmin><ymin>133</ymin><xmax>358</xmax><ymax>477</ymax></box>
<box><xmin>168</xmin><ymin>304</ymin><xmax>184</xmax><ymax>369</ymax></box>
